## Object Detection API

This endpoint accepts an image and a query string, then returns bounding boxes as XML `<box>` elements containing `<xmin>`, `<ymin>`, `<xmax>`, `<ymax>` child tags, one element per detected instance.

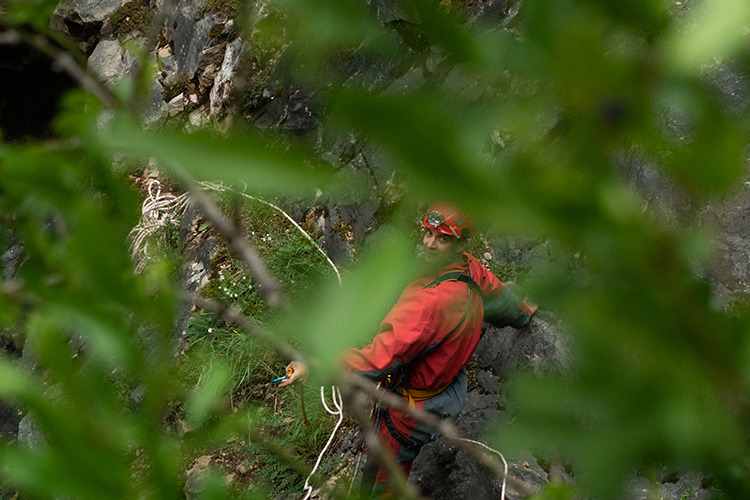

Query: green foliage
<box><xmin>2</xmin><ymin>0</ymin><xmax>59</xmax><ymax>32</ymax></box>
<box><xmin>184</xmin><ymin>312</ymin><xmax>279</xmax><ymax>399</ymax></box>
<box><xmin>175</xmin><ymin>193</ymin><xmax>341</xmax><ymax>494</ymax></box>
<box><xmin>274</xmin><ymin>229</ymin><xmax>416</xmax><ymax>383</ymax></box>
<box><xmin>199</xmin><ymin>194</ymin><xmax>335</xmax><ymax>319</ymax></box>
<box><xmin>0</xmin><ymin>141</ymin><xmax>186</xmax><ymax>499</ymax></box>
<box><xmin>3</xmin><ymin>0</ymin><xmax>750</xmax><ymax>499</ymax></box>
<box><xmin>96</xmin><ymin>114</ymin><xmax>332</xmax><ymax>199</ymax></box>
<box><xmin>681</xmin><ymin>487</ymin><xmax>696</xmax><ymax>500</ymax></box>
<box><xmin>240</xmin><ymin>73</ymin><xmax>270</xmax><ymax>114</ymax></box>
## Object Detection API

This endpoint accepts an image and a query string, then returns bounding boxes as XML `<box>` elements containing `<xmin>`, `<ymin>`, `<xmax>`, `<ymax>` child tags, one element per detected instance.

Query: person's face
<box><xmin>422</xmin><ymin>228</ymin><xmax>465</xmax><ymax>266</ymax></box>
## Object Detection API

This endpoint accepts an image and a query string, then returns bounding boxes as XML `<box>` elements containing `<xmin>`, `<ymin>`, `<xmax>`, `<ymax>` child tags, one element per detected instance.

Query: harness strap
<box><xmin>422</xmin><ymin>269</ymin><xmax>481</xmax><ymax>344</ymax></box>
<box><xmin>382</xmin><ymin>408</ymin><xmax>421</xmax><ymax>451</ymax></box>
<box><xmin>423</xmin><ymin>271</ymin><xmax>482</xmax><ymax>295</ymax></box>
<box><xmin>394</xmin><ymin>380</ymin><xmax>452</xmax><ymax>410</ymax></box>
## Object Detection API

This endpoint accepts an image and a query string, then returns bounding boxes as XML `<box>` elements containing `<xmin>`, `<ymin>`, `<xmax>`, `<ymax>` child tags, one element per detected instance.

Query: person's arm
<box><xmin>471</xmin><ymin>256</ymin><xmax>537</xmax><ymax>329</ymax></box>
<box><xmin>279</xmin><ymin>285</ymin><xmax>463</xmax><ymax>386</ymax></box>
<box><xmin>346</xmin><ymin>285</ymin><xmax>458</xmax><ymax>381</ymax></box>
<box><xmin>277</xmin><ymin>296</ymin><xmax>431</xmax><ymax>387</ymax></box>
<box><xmin>483</xmin><ymin>286</ymin><xmax>536</xmax><ymax>328</ymax></box>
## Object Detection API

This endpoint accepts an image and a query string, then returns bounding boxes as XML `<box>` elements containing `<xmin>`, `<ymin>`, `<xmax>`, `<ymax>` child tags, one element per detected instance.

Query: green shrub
<box><xmin>3</xmin><ymin>0</ymin><xmax>750</xmax><ymax>499</ymax></box>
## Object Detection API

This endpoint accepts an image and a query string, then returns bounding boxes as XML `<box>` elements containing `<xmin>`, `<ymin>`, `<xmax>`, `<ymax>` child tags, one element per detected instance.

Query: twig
<box><xmin>190</xmin><ymin>295</ymin><xmax>301</xmax><ymax>362</ymax></box>
<box><xmin>300</xmin><ymin>385</ymin><xmax>310</xmax><ymax>426</ymax></box>
<box><xmin>181</xmin><ymin>180</ymin><xmax>285</xmax><ymax>309</ymax></box>
<box><xmin>199</xmin><ymin>181</ymin><xmax>342</xmax><ymax>285</ymax></box>
<box><xmin>341</xmin><ymin>387</ymin><xmax>421</xmax><ymax>500</ymax></box>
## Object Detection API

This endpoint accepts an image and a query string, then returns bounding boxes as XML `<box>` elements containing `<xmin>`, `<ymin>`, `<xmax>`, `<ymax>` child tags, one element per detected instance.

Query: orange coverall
<box><xmin>346</xmin><ymin>252</ymin><xmax>533</xmax><ymax>497</ymax></box>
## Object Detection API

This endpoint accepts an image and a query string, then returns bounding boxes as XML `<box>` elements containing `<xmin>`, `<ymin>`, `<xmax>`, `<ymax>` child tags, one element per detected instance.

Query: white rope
<box><xmin>129</xmin><ymin>179</ymin><xmax>190</xmax><ymax>272</ymax></box>
<box><xmin>197</xmin><ymin>181</ymin><xmax>342</xmax><ymax>285</ymax></box>
<box><xmin>456</xmin><ymin>437</ymin><xmax>508</xmax><ymax>500</ymax></box>
<box><xmin>129</xmin><ymin>178</ymin><xmax>342</xmax><ymax>283</ymax></box>
<box><xmin>303</xmin><ymin>386</ymin><xmax>344</xmax><ymax>500</ymax></box>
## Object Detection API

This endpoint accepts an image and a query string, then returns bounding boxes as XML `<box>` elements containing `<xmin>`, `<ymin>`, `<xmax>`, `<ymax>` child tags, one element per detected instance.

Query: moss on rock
<box><xmin>200</xmin><ymin>0</ymin><xmax>239</xmax><ymax>19</ymax></box>
<box><xmin>108</xmin><ymin>0</ymin><xmax>154</xmax><ymax>36</ymax></box>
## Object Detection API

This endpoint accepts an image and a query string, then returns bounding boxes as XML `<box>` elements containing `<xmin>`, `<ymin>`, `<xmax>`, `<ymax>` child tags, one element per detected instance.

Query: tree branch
<box><xmin>341</xmin><ymin>386</ymin><xmax>421</xmax><ymax>500</ymax></box>
<box><xmin>190</xmin><ymin>295</ymin><xmax>299</xmax><ymax>361</ymax></box>
<box><xmin>182</xmin><ymin>181</ymin><xmax>285</xmax><ymax>309</ymax></box>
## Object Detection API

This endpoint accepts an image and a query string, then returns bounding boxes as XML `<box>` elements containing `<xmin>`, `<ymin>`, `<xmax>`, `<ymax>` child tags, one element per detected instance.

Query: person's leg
<box><xmin>361</xmin><ymin>407</ymin><xmax>421</xmax><ymax>499</ymax></box>
<box><xmin>359</xmin><ymin>449</ymin><xmax>383</xmax><ymax>499</ymax></box>
<box><xmin>363</xmin><ymin>374</ymin><xmax>469</xmax><ymax>498</ymax></box>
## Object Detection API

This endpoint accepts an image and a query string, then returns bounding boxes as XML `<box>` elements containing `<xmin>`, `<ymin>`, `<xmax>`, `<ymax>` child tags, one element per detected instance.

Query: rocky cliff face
<box><xmin>44</xmin><ymin>0</ymin><xmax>527</xmax><ymax>263</ymax></box>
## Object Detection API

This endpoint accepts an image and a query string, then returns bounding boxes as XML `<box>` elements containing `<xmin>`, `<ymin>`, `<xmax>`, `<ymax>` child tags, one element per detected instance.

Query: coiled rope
<box><xmin>129</xmin><ymin>179</ymin><xmax>189</xmax><ymax>272</ymax></box>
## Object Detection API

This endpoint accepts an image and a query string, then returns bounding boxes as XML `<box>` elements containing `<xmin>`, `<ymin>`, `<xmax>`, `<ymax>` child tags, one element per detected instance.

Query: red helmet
<box><xmin>421</xmin><ymin>203</ymin><xmax>475</xmax><ymax>239</ymax></box>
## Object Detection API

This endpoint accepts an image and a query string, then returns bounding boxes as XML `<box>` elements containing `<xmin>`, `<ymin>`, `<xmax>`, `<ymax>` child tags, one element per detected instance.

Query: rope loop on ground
<box><xmin>303</xmin><ymin>386</ymin><xmax>344</xmax><ymax>500</ymax></box>
<box><xmin>456</xmin><ymin>437</ymin><xmax>508</xmax><ymax>500</ymax></box>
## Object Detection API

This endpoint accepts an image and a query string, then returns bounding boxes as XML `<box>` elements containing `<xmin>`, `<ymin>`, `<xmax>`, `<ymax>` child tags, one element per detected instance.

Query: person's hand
<box><xmin>524</xmin><ymin>297</ymin><xmax>539</xmax><ymax>316</ymax></box>
<box><xmin>277</xmin><ymin>361</ymin><xmax>308</xmax><ymax>388</ymax></box>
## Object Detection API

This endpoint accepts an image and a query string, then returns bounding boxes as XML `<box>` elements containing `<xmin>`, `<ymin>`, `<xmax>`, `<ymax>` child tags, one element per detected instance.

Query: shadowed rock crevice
<box><xmin>0</xmin><ymin>42</ymin><xmax>77</xmax><ymax>141</ymax></box>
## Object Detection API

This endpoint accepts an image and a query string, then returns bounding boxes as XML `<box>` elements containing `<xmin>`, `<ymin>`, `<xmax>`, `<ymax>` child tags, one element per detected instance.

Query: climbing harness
<box><xmin>302</xmin><ymin>386</ymin><xmax>343</xmax><ymax>500</ymax></box>
<box><xmin>366</xmin><ymin>268</ymin><xmax>482</xmax><ymax>454</ymax></box>
<box><xmin>381</xmin><ymin>407</ymin><xmax>420</xmax><ymax>451</ymax></box>
<box><xmin>422</xmin><ymin>269</ymin><xmax>511</xmax><ymax>497</ymax></box>
<box><xmin>392</xmin><ymin>380</ymin><xmax>452</xmax><ymax>410</ymax></box>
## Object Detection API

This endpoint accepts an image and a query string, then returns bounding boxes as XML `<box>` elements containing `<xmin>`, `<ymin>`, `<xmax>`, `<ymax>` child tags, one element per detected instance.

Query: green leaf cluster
<box><xmin>2</xmin><ymin>0</ymin><xmax>750</xmax><ymax>498</ymax></box>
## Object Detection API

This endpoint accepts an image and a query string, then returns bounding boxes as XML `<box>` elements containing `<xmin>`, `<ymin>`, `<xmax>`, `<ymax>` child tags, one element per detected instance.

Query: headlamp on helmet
<box><xmin>421</xmin><ymin>203</ymin><xmax>474</xmax><ymax>239</ymax></box>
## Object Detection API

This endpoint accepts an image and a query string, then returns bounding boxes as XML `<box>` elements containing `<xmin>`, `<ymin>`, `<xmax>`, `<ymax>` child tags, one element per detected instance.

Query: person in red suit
<box><xmin>282</xmin><ymin>202</ymin><xmax>536</xmax><ymax>498</ymax></box>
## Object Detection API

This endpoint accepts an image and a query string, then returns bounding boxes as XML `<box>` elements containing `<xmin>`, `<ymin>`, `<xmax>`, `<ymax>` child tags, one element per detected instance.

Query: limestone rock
<box><xmin>57</xmin><ymin>0</ymin><xmax>129</xmax><ymax>23</ymax></box>
<box><xmin>87</xmin><ymin>39</ymin><xmax>137</xmax><ymax>88</ymax></box>
<box><xmin>210</xmin><ymin>39</ymin><xmax>243</xmax><ymax>117</ymax></box>
<box><xmin>476</xmin><ymin>312</ymin><xmax>571</xmax><ymax>378</ymax></box>
<box><xmin>17</xmin><ymin>413</ymin><xmax>45</xmax><ymax>450</ymax></box>
<box><xmin>167</xmin><ymin>0</ymin><xmax>224</xmax><ymax>79</ymax></box>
